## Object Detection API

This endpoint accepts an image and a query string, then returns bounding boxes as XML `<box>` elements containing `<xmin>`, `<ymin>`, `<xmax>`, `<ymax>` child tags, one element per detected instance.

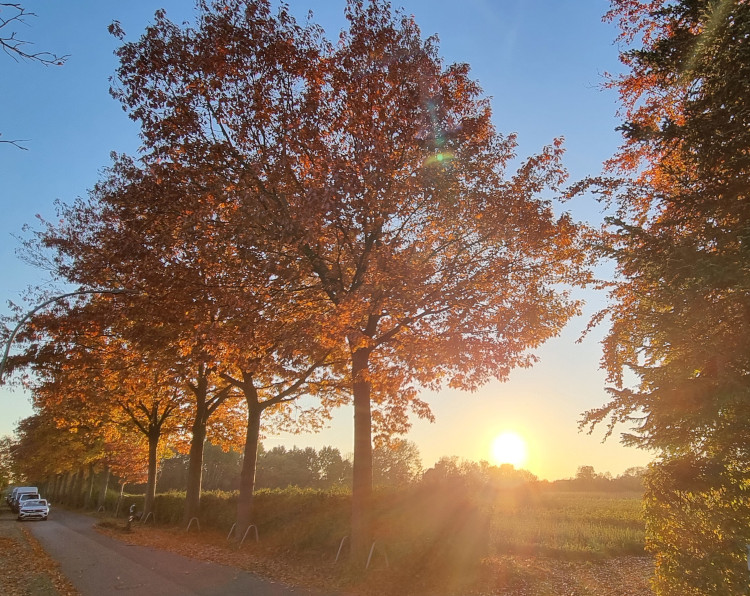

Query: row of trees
<box><xmin>10</xmin><ymin>0</ymin><xmax>748</xmax><ymax>585</ymax></box>
<box><xmin>1</xmin><ymin>0</ymin><xmax>588</xmax><ymax>563</ymax></box>
<box><xmin>3</xmin><ymin>429</ymin><xmax>641</xmax><ymax>498</ymax></box>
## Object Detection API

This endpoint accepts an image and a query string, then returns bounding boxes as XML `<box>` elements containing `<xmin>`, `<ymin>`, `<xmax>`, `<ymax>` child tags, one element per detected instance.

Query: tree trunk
<box><xmin>184</xmin><ymin>396</ymin><xmax>208</xmax><ymax>524</ymax></box>
<box><xmin>144</xmin><ymin>426</ymin><xmax>160</xmax><ymax>517</ymax></box>
<box><xmin>97</xmin><ymin>466</ymin><xmax>110</xmax><ymax>510</ymax></box>
<box><xmin>53</xmin><ymin>474</ymin><xmax>63</xmax><ymax>502</ymax></box>
<box><xmin>116</xmin><ymin>481</ymin><xmax>126</xmax><ymax>517</ymax></box>
<box><xmin>234</xmin><ymin>404</ymin><xmax>262</xmax><ymax>540</ymax></box>
<box><xmin>74</xmin><ymin>467</ymin><xmax>86</xmax><ymax>507</ymax></box>
<box><xmin>67</xmin><ymin>469</ymin><xmax>83</xmax><ymax>507</ymax></box>
<box><xmin>84</xmin><ymin>464</ymin><xmax>96</xmax><ymax>509</ymax></box>
<box><xmin>350</xmin><ymin>346</ymin><xmax>373</xmax><ymax>563</ymax></box>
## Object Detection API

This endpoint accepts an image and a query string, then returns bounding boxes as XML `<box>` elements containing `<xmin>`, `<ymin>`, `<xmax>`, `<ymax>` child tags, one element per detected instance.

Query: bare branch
<box><xmin>0</xmin><ymin>3</ymin><xmax>69</xmax><ymax>66</ymax></box>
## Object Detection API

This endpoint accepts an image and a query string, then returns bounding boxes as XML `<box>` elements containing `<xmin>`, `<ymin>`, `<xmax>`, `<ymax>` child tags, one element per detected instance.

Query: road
<box><xmin>25</xmin><ymin>508</ymin><xmax>331</xmax><ymax>595</ymax></box>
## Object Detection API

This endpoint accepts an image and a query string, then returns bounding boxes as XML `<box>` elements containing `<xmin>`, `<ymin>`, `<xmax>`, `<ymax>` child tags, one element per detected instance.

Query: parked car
<box><xmin>17</xmin><ymin>498</ymin><xmax>49</xmax><ymax>521</ymax></box>
<box><xmin>15</xmin><ymin>493</ymin><xmax>41</xmax><ymax>512</ymax></box>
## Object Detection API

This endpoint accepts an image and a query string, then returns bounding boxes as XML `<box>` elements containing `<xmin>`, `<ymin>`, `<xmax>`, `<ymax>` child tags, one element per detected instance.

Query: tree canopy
<box><xmin>582</xmin><ymin>1</ymin><xmax>750</xmax><ymax>592</ymax></box>
<box><xmin>107</xmin><ymin>0</ymin><xmax>588</xmax><ymax>559</ymax></box>
<box><xmin>7</xmin><ymin>0</ymin><xmax>589</xmax><ymax>563</ymax></box>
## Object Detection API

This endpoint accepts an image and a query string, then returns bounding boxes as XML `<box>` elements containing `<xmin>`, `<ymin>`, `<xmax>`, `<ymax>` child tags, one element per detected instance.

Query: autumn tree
<box><xmin>110</xmin><ymin>0</ymin><xmax>588</xmax><ymax>560</ymax></box>
<box><xmin>8</xmin><ymin>295</ymin><xmax>186</xmax><ymax>517</ymax></box>
<box><xmin>0</xmin><ymin>434</ymin><xmax>18</xmax><ymax>488</ymax></box>
<box><xmin>34</xmin><ymin>141</ymin><xmax>343</xmax><ymax>532</ymax></box>
<box><xmin>581</xmin><ymin>1</ymin><xmax>750</xmax><ymax>592</ymax></box>
<box><xmin>35</xmin><ymin>172</ymin><xmax>245</xmax><ymax>524</ymax></box>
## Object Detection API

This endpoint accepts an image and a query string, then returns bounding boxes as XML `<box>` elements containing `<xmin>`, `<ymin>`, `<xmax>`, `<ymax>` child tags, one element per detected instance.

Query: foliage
<box><xmin>552</xmin><ymin>465</ymin><xmax>645</xmax><ymax>492</ymax></box>
<box><xmin>0</xmin><ymin>435</ymin><xmax>18</xmax><ymax>487</ymax></box>
<box><xmin>158</xmin><ymin>443</ymin><xmax>352</xmax><ymax>492</ymax></box>
<box><xmin>107</xmin><ymin>0</ymin><xmax>590</xmax><ymax>558</ymax></box>
<box><xmin>372</xmin><ymin>439</ymin><xmax>422</xmax><ymax>487</ymax></box>
<box><xmin>644</xmin><ymin>455</ymin><xmax>750</xmax><ymax>596</ymax></box>
<box><xmin>583</xmin><ymin>0</ymin><xmax>750</xmax><ymax>592</ymax></box>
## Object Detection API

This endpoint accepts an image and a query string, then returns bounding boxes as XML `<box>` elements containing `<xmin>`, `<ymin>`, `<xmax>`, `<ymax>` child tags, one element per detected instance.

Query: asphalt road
<box><xmin>25</xmin><ymin>508</ymin><xmax>330</xmax><ymax>595</ymax></box>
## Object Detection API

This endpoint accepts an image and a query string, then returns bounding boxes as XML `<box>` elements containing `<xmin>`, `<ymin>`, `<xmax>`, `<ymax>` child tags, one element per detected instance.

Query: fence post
<box><xmin>366</xmin><ymin>541</ymin><xmax>389</xmax><ymax>570</ymax></box>
<box><xmin>239</xmin><ymin>524</ymin><xmax>259</xmax><ymax>546</ymax></box>
<box><xmin>335</xmin><ymin>536</ymin><xmax>349</xmax><ymax>563</ymax></box>
<box><xmin>186</xmin><ymin>517</ymin><xmax>201</xmax><ymax>532</ymax></box>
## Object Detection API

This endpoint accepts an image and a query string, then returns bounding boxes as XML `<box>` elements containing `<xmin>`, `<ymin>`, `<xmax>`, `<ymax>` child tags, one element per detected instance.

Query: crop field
<box><xmin>488</xmin><ymin>490</ymin><xmax>645</xmax><ymax>558</ymax></box>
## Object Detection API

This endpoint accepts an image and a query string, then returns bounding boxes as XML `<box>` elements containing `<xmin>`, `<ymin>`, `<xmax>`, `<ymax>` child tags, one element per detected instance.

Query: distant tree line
<box><xmin>156</xmin><ymin>439</ymin><xmax>421</xmax><ymax>492</ymax></box>
<box><xmin>551</xmin><ymin>465</ymin><xmax>645</xmax><ymax>493</ymax></box>
<box><xmin>149</xmin><ymin>442</ymin><xmax>645</xmax><ymax>494</ymax></box>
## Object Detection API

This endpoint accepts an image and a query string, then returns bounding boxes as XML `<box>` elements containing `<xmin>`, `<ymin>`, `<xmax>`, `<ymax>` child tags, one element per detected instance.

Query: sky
<box><xmin>0</xmin><ymin>0</ymin><xmax>654</xmax><ymax>481</ymax></box>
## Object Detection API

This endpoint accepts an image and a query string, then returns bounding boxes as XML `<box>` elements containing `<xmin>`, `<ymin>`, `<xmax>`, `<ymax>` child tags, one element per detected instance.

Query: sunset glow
<box><xmin>491</xmin><ymin>432</ymin><xmax>528</xmax><ymax>468</ymax></box>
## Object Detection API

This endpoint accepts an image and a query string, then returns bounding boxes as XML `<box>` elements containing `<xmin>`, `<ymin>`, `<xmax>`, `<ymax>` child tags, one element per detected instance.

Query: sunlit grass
<box><xmin>488</xmin><ymin>491</ymin><xmax>645</xmax><ymax>558</ymax></box>
<box><xmin>110</xmin><ymin>486</ymin><xmax>648</xmax><ymax>595</ymax></box>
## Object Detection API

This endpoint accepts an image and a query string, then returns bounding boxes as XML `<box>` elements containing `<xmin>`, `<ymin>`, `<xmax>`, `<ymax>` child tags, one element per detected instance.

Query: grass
<box><xmin>99</xmin><ymin>485</ymin><xmax>651</xmax><ymax>595</ymax></box>
<box><xmin>488</xmin><ymin>490</ymin><xmax>645</xmax><ymax>558</ymax></box>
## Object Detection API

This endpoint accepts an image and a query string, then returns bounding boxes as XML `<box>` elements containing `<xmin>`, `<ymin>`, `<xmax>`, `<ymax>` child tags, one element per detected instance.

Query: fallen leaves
<box><xmin>0</xmin><ymin>508</ymin><xmax>79</xmax><ymax>596</ymax></box>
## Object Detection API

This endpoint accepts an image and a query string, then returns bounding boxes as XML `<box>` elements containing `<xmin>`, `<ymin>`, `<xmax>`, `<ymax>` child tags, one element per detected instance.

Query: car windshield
<box><xmin>23</xmin><ymin>500</ymin><xmax>45</xmax><ymax>506</ymax></box>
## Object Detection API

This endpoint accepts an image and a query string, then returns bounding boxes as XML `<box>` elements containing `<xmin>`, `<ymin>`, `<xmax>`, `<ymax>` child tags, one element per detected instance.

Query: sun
<box><xmin>491</xmin><ymin>432</ymin><xmax>528</xmax><ymax>468</ymax></box>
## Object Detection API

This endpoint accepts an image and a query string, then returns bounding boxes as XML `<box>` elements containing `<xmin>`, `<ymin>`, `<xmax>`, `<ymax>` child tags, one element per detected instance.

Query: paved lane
<box><xmin>26</xmin><ymin>509</ymin><xmax>327</xmax><ymax>595</ymax></box>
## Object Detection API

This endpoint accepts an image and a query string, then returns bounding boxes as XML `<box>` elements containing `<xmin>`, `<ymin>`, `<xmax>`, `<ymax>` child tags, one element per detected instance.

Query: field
<box><xmin>99</xmin><ymin>486</ymin><xmax>653</xmax><ymax>595</ymax></box>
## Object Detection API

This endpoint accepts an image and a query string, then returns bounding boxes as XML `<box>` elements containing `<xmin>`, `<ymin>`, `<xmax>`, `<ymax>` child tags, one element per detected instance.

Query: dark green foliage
<box><xmin>644</xmin><ymin>457</ymin><xmax>750</xmax><ymax>596</ymax></box>
<box><xmin>156</xmin><ymin>443</ymin><xmax>353</xmax><ymax>492</ymax></box>
<box><xmin>588</xmin><ymin>1</ymin><xmax>750</xmax><ymax>593</ymax></box>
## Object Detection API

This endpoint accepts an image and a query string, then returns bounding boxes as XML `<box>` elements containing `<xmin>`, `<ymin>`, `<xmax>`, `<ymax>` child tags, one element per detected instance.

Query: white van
<box><xmin>10</xmin><ymin>487</ymin><xmax>38</xmax><ymax>512</ymax></box>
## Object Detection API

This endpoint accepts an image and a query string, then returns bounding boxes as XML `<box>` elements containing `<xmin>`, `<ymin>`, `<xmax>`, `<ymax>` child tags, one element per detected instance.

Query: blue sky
<box><xmin>0</xmin><ymin>1</ymin><xmax>652</xmax><ymax>480</ymax></box>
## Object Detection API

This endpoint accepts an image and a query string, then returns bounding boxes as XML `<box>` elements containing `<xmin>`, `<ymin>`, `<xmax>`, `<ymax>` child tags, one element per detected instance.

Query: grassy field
<box><xmin>488</xmin><ymin>490</ymin><xmax>645</xmax><ymax>558</ymax></box>
<box><xmin>100</xmin><ymin>485</ymin><xmax>652</xmax><ymax>595</ymax></box>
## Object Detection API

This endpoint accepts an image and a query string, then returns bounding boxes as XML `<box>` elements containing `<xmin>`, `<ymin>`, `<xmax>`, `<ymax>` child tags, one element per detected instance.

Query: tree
<box><xmin>110</xmin><ymin>0</ymin><xmax>588</xmax><ymax>560</ymax></box>
<box><xmin>372</xmin><ymin>439</ymin><xmax>422</xmax><ymax>487</ymax></box>
<box><xmin>10</xmin><ymin>297</ymin><xmax>185</xmax><ymax>517</ymax></box>
<box><xmin>581</xmin><ymin>1</ymin><xmax>750</xmax><ymax>592</ymax></box>
<box><xmin>316</xmin><ymin>445</ymin><xmax>353</xmax><ymax>489</ymax></box>
<box><xmin>255</xmin><ymin>445</ymin><xmax>319</xmax><ymax>488</ymax></box>
<box><xmin>31</xmin><ymin>146</ymin><xmax>343</xmax><ymax>533</ymax></box>
<box><xmin>0</xmin><ymin>435</ymin><xmax>17</xmax><ymax>488</ymax></box>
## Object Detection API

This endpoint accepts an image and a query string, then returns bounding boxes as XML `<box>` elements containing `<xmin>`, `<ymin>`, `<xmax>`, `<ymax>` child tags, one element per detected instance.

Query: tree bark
<box><xmin>184</xmin><ymin>410</ymin><xmax>207</xmax><ymax>523</ymax></box>
<box><xmin>350</xmin><ymin>346</ymin><xmax>373</xmax><ymax>563</ymax></box>
<box><xmin>144</xmin><ymin>425</ymin><xmax>160</xmax><ymax>517</ymax></box>
<box><xmin>85</xmin><ymin>463</ymin><xmax>96</xmax><ymax>509</ymax></box>
<box><xmin>70</xmin><ymin>469</ymin><xmax>83</xmax><ymax>506</ymax></box>
<box><xmin>234</xmin><ymin>403</ymin><xmax>262</xmax><ymax>540</ymax></box>
<box><xmin>116</xmin><ymin>481</ymin><xmax>126</xmax><ymax>517</ymax></box>
<box><xmin>97</xmin><ymin>466</ymin><xmax>110</xmax><ymax>510</ymax></box>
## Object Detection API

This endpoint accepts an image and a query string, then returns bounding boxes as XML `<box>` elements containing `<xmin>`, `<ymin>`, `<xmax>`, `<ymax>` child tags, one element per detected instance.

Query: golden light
<box><xmin>491</xmin><ymin>432</ymin><xmax>528</xmax><ymax>468</ymax></box>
